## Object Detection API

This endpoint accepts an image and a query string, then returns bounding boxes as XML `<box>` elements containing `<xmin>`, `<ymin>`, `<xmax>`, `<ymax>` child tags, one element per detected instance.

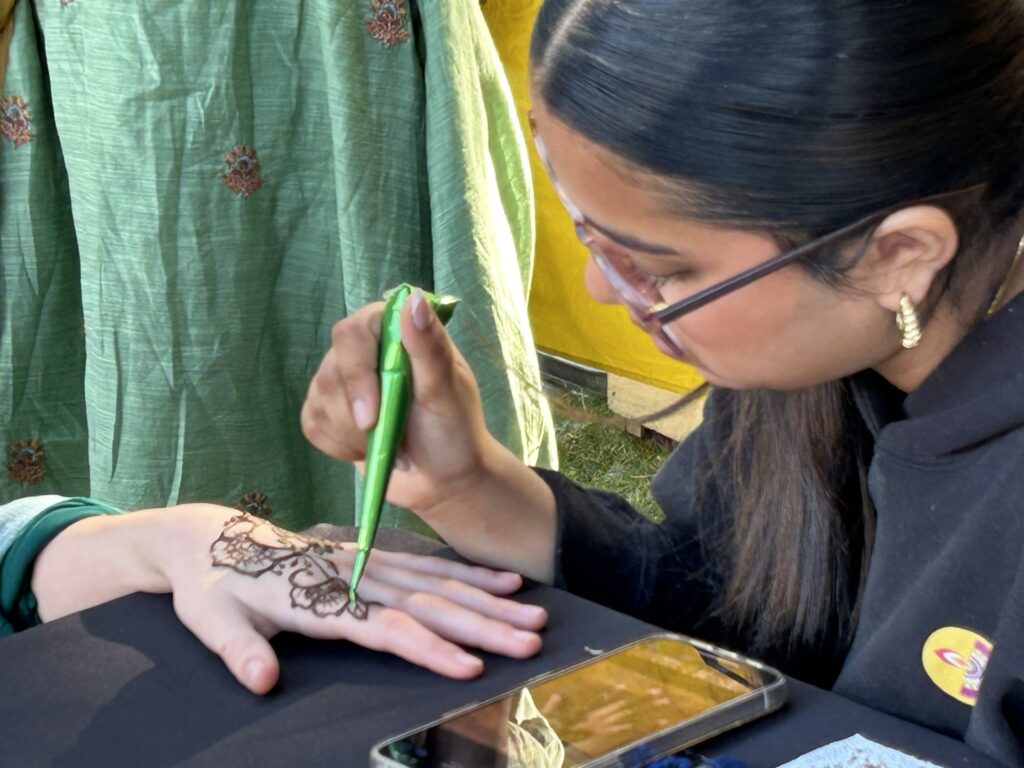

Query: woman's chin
<box><xmin>649</xmin><ymin>334</ymin><xmax>754</xmax><ymax>390</ymax></box>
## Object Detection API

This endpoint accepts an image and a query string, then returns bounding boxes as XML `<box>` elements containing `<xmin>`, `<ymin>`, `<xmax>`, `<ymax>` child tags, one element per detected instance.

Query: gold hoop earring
<box><xmin>896</xmin><ymin>294</ymin><xmax>922</xmax><ymax>349</ymax></box>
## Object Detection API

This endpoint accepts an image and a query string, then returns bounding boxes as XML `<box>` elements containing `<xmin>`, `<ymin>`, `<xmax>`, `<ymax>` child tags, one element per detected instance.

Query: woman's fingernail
<box><xmin>514</xmin><ymin>630</ymin><xmax>538</xmax><ymax>643</ymax></box>
<box><xmin>245</xmin><ymin>659</ymin><xmax>264</xmax><ymax>687</ymax></box>
<box><xmin>352</xmin><ymin>398</ymin><xmax>371</xmax><ymax>431</ymax></box>
<box><xmin>456</xmin><ymin>651</ymin><xmax>483</xmax><ymax>669</ymax></box>
<box><xmin>410</xmin><ymin>288</ymin><xmax>433</xmax><ymax>331</ymax></box>
<box><xmin>520</xmin><ymin>604</ymin><xmax>545</xmax><ymax>620</ymax></box>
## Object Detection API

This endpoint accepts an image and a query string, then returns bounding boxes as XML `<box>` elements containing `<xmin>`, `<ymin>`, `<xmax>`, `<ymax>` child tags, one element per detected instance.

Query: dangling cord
<box><xmin>985</xmin><ymin>231</ymin><xmax>1024</xmax><ymax>320</ymax></box>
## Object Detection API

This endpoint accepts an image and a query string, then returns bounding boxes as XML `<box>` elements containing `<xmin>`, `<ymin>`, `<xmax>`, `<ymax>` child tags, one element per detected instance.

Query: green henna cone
<box><xmin>348</xmin><ymin>284</ymin><xmax>459</xmax><ymax>604</ymax></box>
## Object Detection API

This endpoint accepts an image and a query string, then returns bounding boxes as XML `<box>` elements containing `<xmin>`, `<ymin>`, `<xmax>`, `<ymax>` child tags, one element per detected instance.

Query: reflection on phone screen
<box><xmin>378</xmin><ymin>637</ymin><xmax>764</xmax><ymax>768</ymax></box>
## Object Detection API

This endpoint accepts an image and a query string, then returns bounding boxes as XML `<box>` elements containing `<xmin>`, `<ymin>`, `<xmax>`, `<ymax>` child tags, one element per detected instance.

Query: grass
<box><xmin>548</xmin><ymin>386</ymin><xmax>673</xmax><ymax>523</ymax></box>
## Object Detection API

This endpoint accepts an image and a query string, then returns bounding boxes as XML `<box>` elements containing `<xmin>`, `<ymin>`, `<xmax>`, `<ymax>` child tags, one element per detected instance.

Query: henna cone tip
<box><xmin>348</xmin><ymin>549</ymin><xmax>369</xmax><ymax>604</ymax></box>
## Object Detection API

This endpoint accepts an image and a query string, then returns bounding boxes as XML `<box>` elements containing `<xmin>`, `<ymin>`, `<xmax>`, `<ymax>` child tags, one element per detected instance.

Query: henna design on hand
<box><xmin>210</xmin><ymin>514</ymin><xmax>370</xmax><ymax>620</ymax></box>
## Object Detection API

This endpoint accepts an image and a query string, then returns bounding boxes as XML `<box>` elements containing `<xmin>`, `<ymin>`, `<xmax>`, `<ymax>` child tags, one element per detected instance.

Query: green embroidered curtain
<box><xmin>0</xmin><ymin>0</ymin><xmax>555</xmax><ymax>532</ymax></box>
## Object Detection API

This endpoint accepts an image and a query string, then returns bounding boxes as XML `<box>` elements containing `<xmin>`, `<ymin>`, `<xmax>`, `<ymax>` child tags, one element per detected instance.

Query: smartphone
<box><xmin>370</xmin><ymin>632</ymin><xmax>786</xmax><ymax>768</ymax></box>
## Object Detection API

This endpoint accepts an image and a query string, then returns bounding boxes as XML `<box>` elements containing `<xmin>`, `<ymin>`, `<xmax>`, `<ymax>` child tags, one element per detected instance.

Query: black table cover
<box><xmin>0</xmin><ymin>529</ymin><xmax>1005</xmax><ymax>768</ymax></box>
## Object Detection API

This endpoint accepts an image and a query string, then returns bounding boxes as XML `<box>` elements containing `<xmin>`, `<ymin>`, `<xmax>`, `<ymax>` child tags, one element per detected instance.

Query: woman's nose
<box><xmin>583</xmin><ymin>257</ymin><xmax>620</xmax><ymax>305</ymax></box>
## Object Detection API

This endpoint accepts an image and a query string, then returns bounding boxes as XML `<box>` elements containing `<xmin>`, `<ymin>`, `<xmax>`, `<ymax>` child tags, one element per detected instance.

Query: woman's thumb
<box><xmin>178</xmin><ymin>599</ymin><xmax>281</xmax><ymax>695</ymax></box>
<box><xmin>399</xmin><ymin>288</ymin><xmax>459</xmax><ymax>403</ymax></box>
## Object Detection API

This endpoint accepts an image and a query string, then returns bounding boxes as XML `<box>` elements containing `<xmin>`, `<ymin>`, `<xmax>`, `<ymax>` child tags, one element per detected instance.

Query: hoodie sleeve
<box><xmin>539</xmin><ymin>392</ymin><xmax>732</xmax><ymax>637</ymax></box>
<box><xmin>0</xmin><ymin>496</ymin><xmax>121</xmax><ymax>635</ymax></box>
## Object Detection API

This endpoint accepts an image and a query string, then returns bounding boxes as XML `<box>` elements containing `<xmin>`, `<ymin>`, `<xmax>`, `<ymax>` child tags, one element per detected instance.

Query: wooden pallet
<box><xmin>606</xmin><ymin>373</ymin><xmax>705</xmax><ymax>442</ymax></box>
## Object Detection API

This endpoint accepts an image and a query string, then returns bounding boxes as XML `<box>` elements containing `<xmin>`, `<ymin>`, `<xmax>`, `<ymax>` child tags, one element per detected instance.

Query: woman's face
<box><xmin>531</xmin><ymin>102</ymin><xmax>906</xmax><ymax>390</ymax></box>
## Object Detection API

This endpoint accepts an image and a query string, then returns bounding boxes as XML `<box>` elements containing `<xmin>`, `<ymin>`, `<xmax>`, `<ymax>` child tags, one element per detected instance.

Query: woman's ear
<box><xmin>854</xmin><ymin>205</ymin><xmax>959</xmax><ymax>313</ymax></box>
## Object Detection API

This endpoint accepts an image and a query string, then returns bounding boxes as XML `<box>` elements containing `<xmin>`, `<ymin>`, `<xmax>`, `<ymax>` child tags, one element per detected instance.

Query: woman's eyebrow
<box><xmin>586</xmin><ymin>219</ymin><xmax>682</xmax><ymax>255</ymax></box>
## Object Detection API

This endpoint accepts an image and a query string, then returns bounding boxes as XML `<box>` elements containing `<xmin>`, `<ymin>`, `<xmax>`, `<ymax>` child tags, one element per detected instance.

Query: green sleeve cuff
<box><xmin>0</xmin><ymin>497</ymin><xmax>122</xmax><ymax>636</ymax></box>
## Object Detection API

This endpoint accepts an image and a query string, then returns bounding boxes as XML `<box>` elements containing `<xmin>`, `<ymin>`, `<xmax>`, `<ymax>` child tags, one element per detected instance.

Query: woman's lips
<box><xmin>653</xmin><ymin>332</ymin><xmax>690</xmax><ymax>362</ymax></box>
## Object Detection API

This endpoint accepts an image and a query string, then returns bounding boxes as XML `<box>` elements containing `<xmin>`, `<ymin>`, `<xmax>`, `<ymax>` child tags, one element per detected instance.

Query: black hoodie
<box><xmin>542</xmin><ymin>292</ymin><xmax>1024</xmax><ymax>766</ymax></box>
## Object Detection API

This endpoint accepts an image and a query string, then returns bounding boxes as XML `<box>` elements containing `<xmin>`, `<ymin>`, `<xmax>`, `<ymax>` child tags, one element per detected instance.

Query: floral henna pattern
<box><xmin>210</xmin><ymin>514</ymin><xmax>370</xmax><ymax>620</ymax></box>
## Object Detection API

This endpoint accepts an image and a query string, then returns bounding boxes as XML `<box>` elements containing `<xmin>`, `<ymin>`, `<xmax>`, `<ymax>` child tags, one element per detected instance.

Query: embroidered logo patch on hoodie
<box><xmin>922</xmin><ymin>626</ymin><xmax>993</xmax><ymax>706</ymax></box>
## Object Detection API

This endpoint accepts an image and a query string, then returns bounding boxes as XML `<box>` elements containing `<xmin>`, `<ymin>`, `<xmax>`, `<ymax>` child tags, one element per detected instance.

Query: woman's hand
<box><xmin>300</xmin><ymin>291</ymin><xmax>560</xmax><ymax>581</ymax></box>
<box><xmin>301</xmin><ymin>292</ymin><xmax>497</xmax><ymax>514</ymax></box>
<box><xmin>32</xmin><ymin>503</ymin><xmax>547</xmax><ymax>694</ymax></box>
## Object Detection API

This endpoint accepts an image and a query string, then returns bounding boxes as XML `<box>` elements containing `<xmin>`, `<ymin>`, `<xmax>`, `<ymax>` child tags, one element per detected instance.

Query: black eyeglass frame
<box><xmin>648</xmin><ymin>212</ymin><xmax>883</xmax><ymax>325</ymax></box>
<box><xmin>529</xmin><ymin>113</ymin><xmax>978</xmax><ymax>330</ymax></box>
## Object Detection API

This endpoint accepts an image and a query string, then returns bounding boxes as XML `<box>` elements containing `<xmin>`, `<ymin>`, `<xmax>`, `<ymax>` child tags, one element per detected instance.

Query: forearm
<box><xmin>418</xmin><ymin>439</ymin><xmax>558</xmax><ymax>583</ymax></box>
<box><xmin>31</xmin><ymin>509</ymin><xmax>170</xmax><ymax>623</ymax></box>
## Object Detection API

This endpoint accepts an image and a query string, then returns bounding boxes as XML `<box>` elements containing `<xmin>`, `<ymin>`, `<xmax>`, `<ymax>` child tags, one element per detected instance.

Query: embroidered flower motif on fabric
<box><xmin>367</xmin><ymin>0</ymin><xmax>410</xmax><ymax>47</ymax></box>
<box><xmin>235</xmin><ymin>491</ymin><xmax>272</xmax><ymax>519</ymax></box>
<box><xmin>221</xmin><ymin>145</ymin><xmax>263</xmax><ymax>197</ymax></box>
<box><xmin>1</xmin><ymin>96</ymin><xmax>34</xmax><ymax>147</ymax></box>
<box><xmin>8</xmin><ymin>439</ymin><xmax>47</xmax><ymax>485</ymax></box>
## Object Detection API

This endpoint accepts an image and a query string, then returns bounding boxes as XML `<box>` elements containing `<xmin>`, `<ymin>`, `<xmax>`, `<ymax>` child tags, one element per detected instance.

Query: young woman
<box><xmin>302</xmin><ymin>0</ymin><xmax>1024</xmax><ymax>762</ymax></box>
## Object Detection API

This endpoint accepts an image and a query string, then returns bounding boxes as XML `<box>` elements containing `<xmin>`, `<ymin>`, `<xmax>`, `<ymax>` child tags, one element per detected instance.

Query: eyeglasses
<box><xmin>529</xmin><ymin>117</ymin><xmax>974</xmax><ymax>359</ymax></box>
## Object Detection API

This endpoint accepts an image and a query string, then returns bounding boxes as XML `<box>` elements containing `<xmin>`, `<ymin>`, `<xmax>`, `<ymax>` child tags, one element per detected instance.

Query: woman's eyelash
<box><xmin>644</xmin><ymin>269</ymin><xmax>694</xmax><ymax>287</ymax></box>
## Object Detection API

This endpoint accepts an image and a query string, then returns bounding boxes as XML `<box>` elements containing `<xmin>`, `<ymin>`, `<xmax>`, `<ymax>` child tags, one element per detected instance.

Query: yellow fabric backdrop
<box><xmin>481</xmin><ymin>1</ymin><xmax>703</xmax><ymax>393</ymax></box>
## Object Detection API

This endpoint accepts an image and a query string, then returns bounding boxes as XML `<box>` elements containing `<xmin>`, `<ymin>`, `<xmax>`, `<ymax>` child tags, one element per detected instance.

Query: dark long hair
<box><xmin>531</xmin><ymin>0</ymin><xmax>1024</xmax><ymax>660</ymax></box>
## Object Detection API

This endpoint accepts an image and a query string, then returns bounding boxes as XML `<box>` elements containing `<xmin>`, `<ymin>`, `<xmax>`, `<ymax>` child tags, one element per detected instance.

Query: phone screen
<box><xmin>376</xmin><ymin>636</ymin><xmax>773</xmax><ymax>768</ymax></box>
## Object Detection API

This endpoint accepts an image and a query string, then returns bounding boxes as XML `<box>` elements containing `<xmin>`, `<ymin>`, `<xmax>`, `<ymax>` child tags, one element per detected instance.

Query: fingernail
<box><xmin>519</xmin><ymin>604</ymin><xmax>545</xmax><ymax>619</ymax></box>
<box><xmin>514</xmin><ymin>630</ymin><xmax>538</xmax><ymax>643</ymax></box>
<box><xmin>410</xmin><ymin>288</ymin><xmax>433</xmax><ymax>331</ymax></box>
<box><xmin>395</xmin><ymin>455</ymin><xmax>411</xmax><ymax>472</ymax></box>
<box><xmin>245</xmin><ymin>659</ymin><xmax>264</xmax><ymax>687</ymax></box>
<box><xmin>456</xmin><ymin>651</ymin><xmax>483</xmax><ymax>669</ymax></box>
<box><xmin>300</xmin><ymin>409</ymin><xmax>317</xmax><ymax>435</ymax></box>
<box><xmin>352</xmin><ymin>398</ymin><xmax>371</xmax><ymax>431</ymax></box>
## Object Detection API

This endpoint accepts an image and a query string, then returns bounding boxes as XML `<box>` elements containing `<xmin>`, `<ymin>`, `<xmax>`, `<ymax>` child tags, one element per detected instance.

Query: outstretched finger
<box><xmin>363</xmin><ymin>558</ymin><xmax>547</xmax><ymax>631</ymax></box>
<box><xmin>392</xmin><ymin>591</ymin><xmax>544</xmax><ymax>660</ymax></box>
<box><xmin>348</xmin><ymin>605</ymin><xmax>486</xmax><ymax>679</ymax></box>
<box><xmin>354</xmin><ymin>577</ymin><xmax>543</xmax><ymax>660</ymax></box>
<box><xmin>362</xmin><ymin>549</ymin><xmax>525</xmax><ymax>595</ymax></box>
